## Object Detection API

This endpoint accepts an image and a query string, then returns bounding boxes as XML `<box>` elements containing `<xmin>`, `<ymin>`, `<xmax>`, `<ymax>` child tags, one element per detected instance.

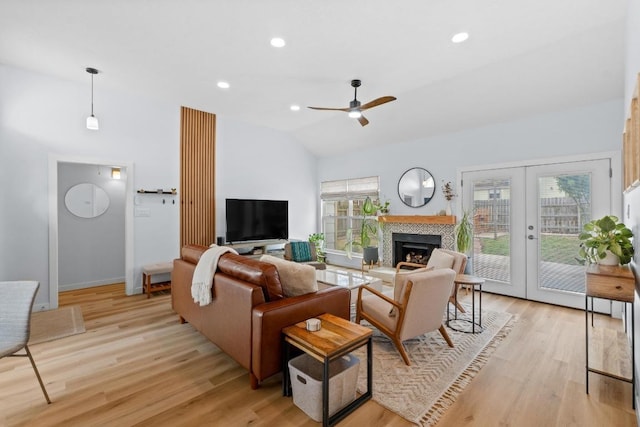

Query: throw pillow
<box><xmin>260</xmin><ymin>254</ymin><xmax>318</xmax><ymax>297</ymax></box>
<box><xmin>389</xmin><ymin>266</ymin><xmax>432</xmax><ymax>317</ymax></box>
<box><xmin>426</xmin><ymin>249</ymin><xmax>455</xmax><ymax>269</ymax></box>
<box><xmin>289</xmin><ymin>241</ymin><xmax>313</xmax><ymax>262</ymax></box>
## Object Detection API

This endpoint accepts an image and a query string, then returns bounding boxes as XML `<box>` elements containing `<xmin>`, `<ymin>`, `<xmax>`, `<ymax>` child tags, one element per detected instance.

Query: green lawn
<box><xmin>478</xmin><ymin>234</ymin><xmax>581</xmax><ymax>265</ymax></box>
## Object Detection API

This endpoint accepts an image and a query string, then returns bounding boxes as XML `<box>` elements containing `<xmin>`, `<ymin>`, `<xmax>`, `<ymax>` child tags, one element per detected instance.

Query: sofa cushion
<box><xmin>217</xmin><ymin>253</ymin><xmax>285</xmax><ymax>301</ymax></box>
<box><xmin>260</xmin><ymin>255</ymin><xmax>318</xmax><ymax>297</ymax></box>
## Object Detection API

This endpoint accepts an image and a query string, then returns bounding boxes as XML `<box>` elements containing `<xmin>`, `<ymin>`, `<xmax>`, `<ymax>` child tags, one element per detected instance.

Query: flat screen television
<box><xmin>225</xmin><ymin>198</ymin><xmax>289</xmax><ymax>243</ymax></box>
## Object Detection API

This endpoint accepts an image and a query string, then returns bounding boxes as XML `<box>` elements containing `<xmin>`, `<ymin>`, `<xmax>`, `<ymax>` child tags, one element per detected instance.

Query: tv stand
<box><xmin>225</xmin><ymin>239</ymin><xmax>288</xmax><ymax>257</ymax></box>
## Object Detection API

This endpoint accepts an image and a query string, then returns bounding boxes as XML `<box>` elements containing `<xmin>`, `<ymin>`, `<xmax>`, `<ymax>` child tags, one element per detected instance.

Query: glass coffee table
<box><xmin>316</xmin><ymin>269</ymin><xmax>383</xmax><ymax>304</ymax></box>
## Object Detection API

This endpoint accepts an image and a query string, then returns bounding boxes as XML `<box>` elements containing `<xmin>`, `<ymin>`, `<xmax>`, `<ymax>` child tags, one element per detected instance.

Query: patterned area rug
<box><xmin>29</xmin><ymin>305</ymin><xmax>86</xmax><ymax>345</ymax></box>
<box><xmin>353</xmin><ymin>307</ymin><xmax>515</xmax><ymax>426</ymax></box>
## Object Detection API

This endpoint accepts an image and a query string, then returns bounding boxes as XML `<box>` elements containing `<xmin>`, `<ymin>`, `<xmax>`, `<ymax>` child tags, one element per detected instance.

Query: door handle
<box><xmin>528</xmin><ymin>235</ymin><xmax>537</xmax><ymax>240</ymax></box>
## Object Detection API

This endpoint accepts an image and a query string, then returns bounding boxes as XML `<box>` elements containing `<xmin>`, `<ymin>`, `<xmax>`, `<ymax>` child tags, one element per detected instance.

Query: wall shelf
<box><xmin>137</xmin><ymin>189</ymin><xmax>177</xmax><ymax>195</ymax></box>
<box><xmin>378</xmin><ymin>215</ymin><xmax>456</xmax><ymax>225</ymax></box>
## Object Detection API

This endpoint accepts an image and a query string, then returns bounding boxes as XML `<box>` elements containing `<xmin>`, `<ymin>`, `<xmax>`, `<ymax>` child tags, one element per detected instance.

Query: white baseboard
<box><xmin>32</xmin><ymin>302</ymin><xmax>51</xmax><ymax>312</ymax></box>
<box><xmin>59</xmin><ymin>277</ymin><xmax>125</xmax><ymax>292</ymax></box>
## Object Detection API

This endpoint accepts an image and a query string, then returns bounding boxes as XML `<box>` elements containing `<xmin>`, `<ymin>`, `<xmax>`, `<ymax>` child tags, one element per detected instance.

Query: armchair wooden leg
<box><xmin>393</xmin><ymin>338</ymin><xmax>412</xmax><ymax>366</ymax></box>
<box><xmin>450</xmin><ymin>296</ymin><xmax>466</xmax><ymax>314</ymax></box>
<box><xmin>439</xmin><ymin>325</ymin><xmax>454</xmax><ymax>347</ymax></box>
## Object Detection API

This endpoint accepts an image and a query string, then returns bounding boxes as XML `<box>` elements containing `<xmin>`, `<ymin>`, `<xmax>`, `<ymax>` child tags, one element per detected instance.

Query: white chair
<box><xmin>0</xmin><ymin>281</ymin><xmax>51</xmax><ymax>403</ymax></box>
<box><xmin>397</xmin><ymin>248</ymin><xmax>468</xmax><ymax>312</ymax></box>
<box><xmin>355</xmin><ymin>268</ymin><xmax>456</xmax><ymax>365</ymax></box>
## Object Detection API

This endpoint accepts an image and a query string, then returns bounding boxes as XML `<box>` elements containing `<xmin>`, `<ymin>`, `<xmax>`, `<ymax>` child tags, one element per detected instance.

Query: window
<box><xmin>321</xmin><ymin>176</ymin><xmax>380</xmax><ymax>255</ymax></box>
<box><xmin>488</xmin><ymin>188</ymin><xmax>501</xmax><ymax>199</ymax></box>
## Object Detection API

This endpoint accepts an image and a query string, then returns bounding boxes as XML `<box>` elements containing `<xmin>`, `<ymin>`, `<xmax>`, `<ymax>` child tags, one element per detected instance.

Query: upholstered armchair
<box><xmin>355</xmin><ymin>268</ymin><xmax>456</xmax><ymax>365</ymax></box>
<box><xmin>397</xmin><ymin>248</ymin><xmax>467</xmax><ymax>312</ymax></box>
<box><xmin>283</xmin><ymin>241</ymin><xmax>326</xmax><ymax>270</ymax></box>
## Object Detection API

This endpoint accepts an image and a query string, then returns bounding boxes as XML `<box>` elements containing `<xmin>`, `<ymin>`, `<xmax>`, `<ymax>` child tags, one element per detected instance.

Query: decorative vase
<box><xmin>598</xmin><ymin>250</ymin><xmax>620</xmax><ymax>266</ymax></box>
<box><xmin>445</xmin><ymin>201</ymin><xmax>452</xmax><ymax>216</ymax></box>
<box><xmin>464</xmin><ymin>256</ymin><xmax>473</xmax><ymax>274</ymax></box>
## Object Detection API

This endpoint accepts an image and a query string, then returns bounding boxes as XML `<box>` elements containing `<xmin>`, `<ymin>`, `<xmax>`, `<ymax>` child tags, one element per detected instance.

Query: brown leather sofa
<box><xmin>172</xmin><ymin>244</ymin><xmax>350</xmax><ymax>389</ymax></box>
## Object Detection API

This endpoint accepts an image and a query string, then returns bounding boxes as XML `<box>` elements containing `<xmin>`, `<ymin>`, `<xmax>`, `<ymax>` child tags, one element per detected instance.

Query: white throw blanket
<box><xmin>191</xmin><ymin>245</ymin><xmax>238</xmax><ymax>306</ymax></box>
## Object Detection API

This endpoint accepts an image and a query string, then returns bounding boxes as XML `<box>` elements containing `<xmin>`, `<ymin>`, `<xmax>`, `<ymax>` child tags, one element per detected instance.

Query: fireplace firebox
<box><xmin>392</xmin><ymin>232</ymin><xmax>441</xmax><ymax>267</ymax></box>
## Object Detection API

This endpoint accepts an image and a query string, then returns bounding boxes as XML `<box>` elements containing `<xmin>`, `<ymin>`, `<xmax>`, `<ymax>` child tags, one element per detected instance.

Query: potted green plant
<box><xmin>308</xmin><ymin>232</ymin><xmax>326</xmax><ymax>263</ymax></box>
<box><xmin>578</xmin><ymin>215</ymin><xmax>634</xmax><ymax>265</ymax></box>
<box><xmin>455</xmin><ymin>209</ymin><xmax>474</xmax><ymax>273</ymax></box>
<box><xmin>378</xmin><ymin>200</ymin><xmax>390</xmax><ymax>215</ymax></box>
<box><xmin>345</xmin><ymin>196</ymin><xmax>381</xmax><ymax>264</ymax></box>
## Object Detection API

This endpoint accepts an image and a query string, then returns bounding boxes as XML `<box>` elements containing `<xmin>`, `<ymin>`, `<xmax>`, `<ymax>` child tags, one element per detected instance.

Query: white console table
<box><xmin>224</xmin><ymin>239</ymin><xmax>288</xmax><ymax>257</ymax></box>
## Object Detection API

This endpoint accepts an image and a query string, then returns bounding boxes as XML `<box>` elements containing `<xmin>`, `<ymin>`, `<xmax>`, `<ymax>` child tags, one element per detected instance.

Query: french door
<box><xmin>460</xmin><ymin>157</ymin><xmax>612</xmax><ymax>309</ymax></box>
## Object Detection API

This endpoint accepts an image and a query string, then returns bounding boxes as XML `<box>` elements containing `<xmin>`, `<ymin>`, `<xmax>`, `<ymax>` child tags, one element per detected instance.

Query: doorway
<box><xmin>48</xmin><ymin>156</ymin><xmax>135</xmax><ymax>309</ymax></box>
<box><xmin>460</xmin><ymin>153</ymin><xmax>617</xmax><ymax>309</ymax></box>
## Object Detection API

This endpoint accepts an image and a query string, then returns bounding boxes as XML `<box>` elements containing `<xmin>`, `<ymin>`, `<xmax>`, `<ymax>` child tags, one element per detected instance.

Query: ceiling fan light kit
<box><xmin>308</xmin><ymin>79</ymin><xmax>396</xmax><ymax>127</ymax></box>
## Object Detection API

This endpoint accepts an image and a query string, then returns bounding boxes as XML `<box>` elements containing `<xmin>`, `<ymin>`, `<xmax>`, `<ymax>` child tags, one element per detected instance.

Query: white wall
<box><xmin>319</xmin><ymin>99</ymin><xmax>623</xmax><ymax>217</ymax></box>
<box><xmin>625</xmin><ymin>0</ymin><xmax>640</xmax><ymax>115</ymax></box>
<box><xmin>216</xmin><ymin>117</ymin><xmax>318</xmax><ymax>243</ymax></box>
<box><xmin>0</xmin><ymin>64</ymin><xmax>319</xmax><ymax>307</ymax></box>
<box><xmin>623</xmin><ymin>0</ymin><xmax>640</xmax><ymax>414</ymax></box>
<box><xmin>0</xmin><ymin>64</ymin><xmax>179</xmax><ymax>306</ymax></box>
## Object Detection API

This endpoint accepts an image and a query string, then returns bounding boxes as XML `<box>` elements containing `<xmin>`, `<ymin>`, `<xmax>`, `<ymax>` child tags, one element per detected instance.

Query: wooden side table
<box><xmin>142</xmin><ymin>262</ymin><xmax>173</xmax><ymax>298</ymax></box>
<box><xmin>282</xmin><ymin>313</ymin><xmax>372</xmax><ymax>427</ymax></box>
<box><xmin>585</xmin><ymin>264</ymin><xmax>635</xmax><ymax>408</ymax></box>
<box><xmin>447</xmin><ymin>274</ymin><xmax>485</xmax><ymax>334</ymax></box>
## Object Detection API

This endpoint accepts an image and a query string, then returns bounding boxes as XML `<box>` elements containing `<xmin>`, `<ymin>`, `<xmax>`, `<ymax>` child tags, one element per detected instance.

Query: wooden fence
<box><xmin>473</xmin><ymin>198</ymin><xmax>589</xmax><ymax>235</ymax></box>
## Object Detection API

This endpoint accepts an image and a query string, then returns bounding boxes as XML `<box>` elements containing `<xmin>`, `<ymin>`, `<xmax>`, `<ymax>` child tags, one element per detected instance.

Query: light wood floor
<box><xmin>0</xmin><ymin>284</ymin><xmax>636</xmax><ymax>426</ymax></box>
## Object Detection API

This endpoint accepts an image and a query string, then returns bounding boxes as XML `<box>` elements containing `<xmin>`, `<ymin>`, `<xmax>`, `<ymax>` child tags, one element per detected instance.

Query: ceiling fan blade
<box><xmin>307</xmin><ymin>106</ymin><xmax>350</xmax><ymax>112</ymax></box>
<box><xmin>357</xmin><ymin>115</ymin><xmax>369</xmax><ymax>127</ymax></box>
<box><xmin>360</xmin><ymin>96</ymin><xmax>397</xmax><ymax>111</ymax></box>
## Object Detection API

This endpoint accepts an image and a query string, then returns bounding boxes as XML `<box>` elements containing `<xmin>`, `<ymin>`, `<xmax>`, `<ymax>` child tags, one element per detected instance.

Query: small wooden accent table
<box><xmin>585</xmin><ymin>264</ymin><xmax>635</xmax><ymax>408</ymax></box>
<box><xmin>142</xmin><ymin>262</ymin><xmax>173</xmax><ymax>298</ymax></box>
<box><xmin>447</xmin><ymin>274</ymin><xmax>485</xmax><ymax>334</ymax></box>
<box><xmin>282</xmin><ymin>313</ymin><xmax>372</xmax><ymax>427</ymax></box>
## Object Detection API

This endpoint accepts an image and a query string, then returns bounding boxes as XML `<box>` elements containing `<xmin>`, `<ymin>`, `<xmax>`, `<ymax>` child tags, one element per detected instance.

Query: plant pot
<box><xmin>598</xmin><ymin>250</ymin><xmax>620</xmax><ymax>266</ymax></box>
<box><xmin>363</xmin><ymin>246</ymin><xmax>379</xmax><ymax>265</ymax></box>
<box><xmin>464</xmin><ymin>256</ymin><xmax>473</xmax><ymax>275</ymax></box>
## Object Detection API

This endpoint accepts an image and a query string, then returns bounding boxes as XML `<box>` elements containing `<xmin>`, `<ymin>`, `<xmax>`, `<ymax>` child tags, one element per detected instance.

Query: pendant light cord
<box><xmin>91</xmin><ymin>73</ymin><xmax>94</xmax><ymax>116</ymax></box>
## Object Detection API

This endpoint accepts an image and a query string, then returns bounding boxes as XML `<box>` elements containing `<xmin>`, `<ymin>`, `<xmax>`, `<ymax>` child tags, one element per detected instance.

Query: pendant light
<box><xmin>86</xmin><ymin>67</ymin><xmax>99</xmax><ymax>130</ymax></box>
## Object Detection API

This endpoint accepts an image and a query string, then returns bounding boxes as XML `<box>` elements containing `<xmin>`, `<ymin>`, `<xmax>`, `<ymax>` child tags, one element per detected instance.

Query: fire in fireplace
<box><xmin>392</xmin><ymin>232</ymin><xmax>441</xmax><ymax>267</ymax></box>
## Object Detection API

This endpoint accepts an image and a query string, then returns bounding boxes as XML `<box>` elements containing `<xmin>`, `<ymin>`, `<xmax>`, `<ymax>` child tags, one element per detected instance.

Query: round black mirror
<box><xmin>398</xmin><ymin>167</ymin><xmax>435</xmax><ymax>208</ymax></box>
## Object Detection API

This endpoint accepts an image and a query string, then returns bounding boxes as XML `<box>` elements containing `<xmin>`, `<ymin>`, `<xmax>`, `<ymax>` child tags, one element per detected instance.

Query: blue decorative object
<box><xmin>290</xmin><ymin>241</ymin><xmax>313</xmax><ymax>262</ymax></box>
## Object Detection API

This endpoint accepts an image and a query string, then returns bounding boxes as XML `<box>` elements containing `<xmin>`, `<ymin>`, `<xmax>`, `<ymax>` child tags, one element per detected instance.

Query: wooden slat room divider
<box><xmin>180</xmin><ymin>106</ymin><xmax>216</xmax><ymax>248</ymax></box>
<box><xmin>623</xmin><ymin>74</ymin><xmax>640</xmax><ymax>190</ymax></box>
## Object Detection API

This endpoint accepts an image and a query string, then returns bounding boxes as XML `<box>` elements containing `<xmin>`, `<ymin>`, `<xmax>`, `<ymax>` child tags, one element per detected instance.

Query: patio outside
<box><xmin>471</xmin><ymin>174</ymin><xmax>589</xmax><ymax>294</ymax></box>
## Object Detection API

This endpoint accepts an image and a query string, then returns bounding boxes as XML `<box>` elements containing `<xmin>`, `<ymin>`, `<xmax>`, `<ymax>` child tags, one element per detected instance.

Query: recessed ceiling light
<box><xmin>451</xmin><ymin>32</ymin><xmax>469</xmax><ymax>43</ymax></box>
<box><xmin>217</xmin><ymin>81</ymin><xmax>230</xmax><ymax>89</ymax></box>
<box><xmin>270</xmin><ymin>37</ymin><xmax>286</xmax><ymax>48</ymax></box>
<box><xmin>290</xmin><ymin>105</ymin><xmax>300</xmax><ymax>111</ymax></box>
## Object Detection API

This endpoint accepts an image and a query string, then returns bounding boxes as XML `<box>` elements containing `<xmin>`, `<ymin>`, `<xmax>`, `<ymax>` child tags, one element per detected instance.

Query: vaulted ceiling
<box><xmin>0</xmin><ymin>0</ymin><xmax>627</xmax><ymax>157</ymax></box>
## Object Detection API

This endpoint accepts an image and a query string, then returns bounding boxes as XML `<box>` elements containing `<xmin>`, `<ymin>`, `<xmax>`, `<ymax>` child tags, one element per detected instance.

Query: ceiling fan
<box><xmin>308</xmin><ymin>79</ymin><xmax>396</xmax><ymax>127</ymax></box>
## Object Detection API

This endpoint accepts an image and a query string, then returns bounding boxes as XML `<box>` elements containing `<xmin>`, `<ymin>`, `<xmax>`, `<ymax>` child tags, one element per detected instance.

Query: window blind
<box><xmin>320</xmin><ymin>176</ymin><xmax>379</xmax><ymax>200</ymax></box>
